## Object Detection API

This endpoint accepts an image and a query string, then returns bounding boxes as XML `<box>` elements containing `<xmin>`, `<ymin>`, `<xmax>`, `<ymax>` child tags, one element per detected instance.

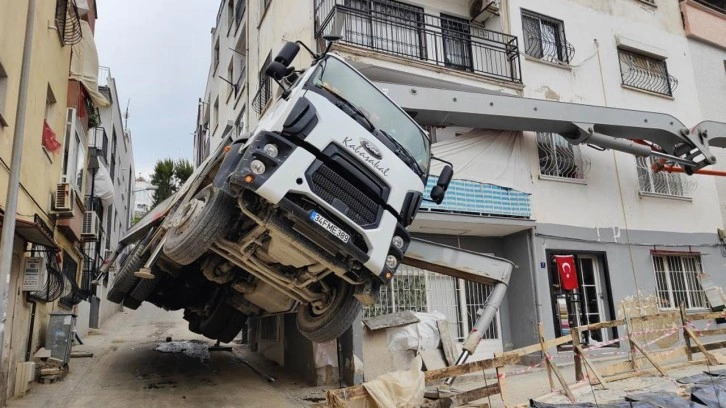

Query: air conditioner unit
<box><xmin>469</xmin><ymin>0</ymin><xmax>500</xmax><ymax>23</ymax></box>
<box><xmin>54</xmin><ymin>182</ymin><xmax>74</xmax><ymax>212</ymax></box>
<box><xmin>82</xmin><ymin>211</ymin><xmax>101</xmax><ymax>240</ymax></box>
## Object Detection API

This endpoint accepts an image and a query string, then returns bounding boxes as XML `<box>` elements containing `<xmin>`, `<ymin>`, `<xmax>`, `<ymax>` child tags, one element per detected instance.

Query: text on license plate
<box><xmin>310</xmin><ymin>211</ymin><xmax>350</xmax><ymax>243</ymax></box>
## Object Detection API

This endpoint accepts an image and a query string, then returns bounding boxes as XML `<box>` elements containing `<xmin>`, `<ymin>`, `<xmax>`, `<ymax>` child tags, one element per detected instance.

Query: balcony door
<box><xmin>344</xmin><ymin>0</ymin><xmax>425</xmax><ymax>60</ymax></box>
<box><xmin>441</xmin><ymin>14</ymin><xmax>472</xmax><ymax>72</ymax></box>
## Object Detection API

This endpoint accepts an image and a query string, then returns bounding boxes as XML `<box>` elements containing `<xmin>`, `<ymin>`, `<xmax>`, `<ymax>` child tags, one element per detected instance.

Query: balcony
<box><xmin>680</xmin><ymin>0</ymin><xmax>726</xmax><ymax>49</ymax></box>
<box><xmin>314</xmin><ymin>0</ymin><xmax>522</xmax><ymax>84</ymax></box>
<box><xmin>420</xmin><ymin>176</ymin><xmax>531</xmax><ymax>218</ymax></box>
<box><xmin>89</xmin><ymin>127</ymin><xmax>109</xmax><ymax>164</ymax></box>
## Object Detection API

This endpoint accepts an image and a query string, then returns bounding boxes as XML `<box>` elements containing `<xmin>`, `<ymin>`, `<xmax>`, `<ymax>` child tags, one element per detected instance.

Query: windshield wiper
<box><xmin>317</xmin><ymin>83</ymin><xmax>375</xmax><ymax>132</ymax></box>
<box><xmin>378</xmin><ymin>129</ymin><xmax>423</xmax><ymax>176</ymax></box>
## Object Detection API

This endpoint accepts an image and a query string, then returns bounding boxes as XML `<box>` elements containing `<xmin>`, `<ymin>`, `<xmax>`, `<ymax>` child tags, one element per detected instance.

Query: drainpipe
<box><xmin>0</xmin><ymin>0</ymin><xmax>37</xmax><ymax>397</ymax></box>
<box><xmin>528</xmin><ymin>228</ymin><xmax>543</xmax><ymax>327</ymax></box>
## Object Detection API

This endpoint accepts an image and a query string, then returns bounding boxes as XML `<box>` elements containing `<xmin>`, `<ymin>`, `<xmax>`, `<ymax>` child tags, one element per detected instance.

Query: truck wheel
<box><xmin>218</xmin><ymin>316</ymin><xmax>246</xmax><ymax>343</ymax></box>
<box><xmin>126</xmin><ymin>268</ymin><xmax>163</xmax><ymax>309</ymax></box>
<box><xmin>296</xmin><ymin>280</ymin><xmax>362</xmax><ymax>343</ymax></box>
<box><xmin>199</xmin><ymin>291</ymin><xmax>235</xmax><ymax>339</ymax></box>
<box><xmin>163</xmin><ymin>185</ymin><xmax>236</xmax><ymax>265</ymax></box>
<box><xmin>107</xmin><ymin>241</ymin><xmax>149</xmax><ymax>304</ymax></box>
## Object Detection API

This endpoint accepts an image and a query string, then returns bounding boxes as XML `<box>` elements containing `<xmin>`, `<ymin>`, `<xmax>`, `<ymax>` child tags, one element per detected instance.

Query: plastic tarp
<box><xmin>93</xmin><ymin>164</ymin><xmax>114</xmax><ymax>207</ymax></box>
<box><xmin>313</xmin><ymin>340</ymin><xmax>338</xmax><ymax>368</ymax></box>
<box><xmin>69</xmin><ymin>20</ymin><xmax>110</xmax><ymax>108</ymax></box>
<box><xmin>429</xmin><ymin>130</ymin><xmax>533</xmax><ymax>194</ymax></box>
<box><xmin>363</xmin><ymin>355</ymin><xmax>424</xmax><ymax>408</ymax></box>
<box><xmin>387</xmin><ymin>312</ymin><xmax>446</xmax><ymax>352</ymax></box>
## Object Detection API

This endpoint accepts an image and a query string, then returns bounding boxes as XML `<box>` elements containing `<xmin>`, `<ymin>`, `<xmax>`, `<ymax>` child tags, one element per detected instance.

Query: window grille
<box><xmin>636</xmin><ymin>157</ymin><xmax>696</xmax><ymax>197</ymax></box>
<box><xmin>364</xmin><ymin>265</ymin><xmax>498</xmax><ymax>341</ymax></box>
<box><xmin>653</xmin><ymin>254</ymin><xmax>707</xmax><ymax>310</ymax></box>
<box><xmin>618</xmin><ymin>48</ymin><xmax>678</xmax><ymax>96</ymax></box>
<box><xmin>521</xmin><ymin>10</ymin><xmax>574</xmax><ymax>64</ymax></box>
<box><xmin>253</xmin><ymin>54</ymin><xmax>272</xmax><ymax>114</ymax></box>
<box><xmin>55</xmin><ymin>0</ymin><xmax>82</xmax><ymax>46</ymax></box>
<box><xmin>537</xmin><ymin>132</ymin><xmax>590</xmax><ymax>179</ymax></box>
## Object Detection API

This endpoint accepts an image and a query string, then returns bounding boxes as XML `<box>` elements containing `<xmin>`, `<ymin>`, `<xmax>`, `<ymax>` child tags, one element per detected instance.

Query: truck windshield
<box><xmin>309</xmin><ymin>56</ymin><xmax>430</xmax><ymax>175</ymax></box>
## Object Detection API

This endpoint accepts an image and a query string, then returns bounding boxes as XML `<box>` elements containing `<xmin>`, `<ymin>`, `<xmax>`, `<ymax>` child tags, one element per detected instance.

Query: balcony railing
<box><xmin>314</xmin><ymin>0</ymin><xmax>522</xmax><ymax>84</ymax></box>
<box><xmin>420</xmin><ymin>176</ymin><xmax>531</xmax><ymax>218</ymax></box>
<box><xmin>235</xmin><ymin>65</ymin><xmax>247</xmax><ymax>99</ymax></box>
<box><xmin>252</xmin><ymin>78</ymin><xmax>272</xmax><ymax>115</ymax></box>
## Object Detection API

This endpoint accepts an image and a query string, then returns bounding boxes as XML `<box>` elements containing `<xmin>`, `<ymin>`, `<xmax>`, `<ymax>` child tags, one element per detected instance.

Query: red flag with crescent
<box><xmin>555</xmin><ymin>255</ymin><xmax>579</xmax><ymax>290</ymax></box>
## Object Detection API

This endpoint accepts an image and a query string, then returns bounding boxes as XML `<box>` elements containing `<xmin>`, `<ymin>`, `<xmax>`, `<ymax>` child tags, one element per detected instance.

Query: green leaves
<box><xmin>150</xmin><ymin>158</ymin><xmax>195</xmax><ymax>207</ymax></box>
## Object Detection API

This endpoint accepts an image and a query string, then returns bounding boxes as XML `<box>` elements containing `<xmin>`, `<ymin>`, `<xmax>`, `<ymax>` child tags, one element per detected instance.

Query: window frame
<box><xmin>652</xmin><ymin>253</ymin><xmax>708</xmax><ymax>311</ymax></box>
<box><xmin>62</xmin><ymin>108</ymin><xmax>86</xmax><ymax>194</ymax></box>
<box><xmin>440</xmin><ymin>14</ymin><xmax>473</xmax><ymax>72</ymax></box>
<box><xmin>636</xmin><ymin>156</ymin><xmax>691</xmax><ymax>197</ymax></box>
<box><xmin>536</xmin><ymin>132</ymin><xmax>586</xmax><ymax>180</ymax></box>
<box><xmin>0</xmin><ymin>61</ymin><xmax>7</xmax><ymax>127</ymax></box>
<box><xmin>618</xmin><ymin>48</ymin><xmax>675</xmax><ymax>96</ymax></box>
<box><xmin>521</xmin><ymin>9</ymin><xmax>571</xmax><ymax>64</ymax></box>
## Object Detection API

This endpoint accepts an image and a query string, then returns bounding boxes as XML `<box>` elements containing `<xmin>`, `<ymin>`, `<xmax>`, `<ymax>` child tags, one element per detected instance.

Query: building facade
<box><xmin>195</xmin><ymin>0</ymin><xmax>726</xmax><ymax>384</ymax></box>
<box><xmin>0</xmin><ymin>0</ymin><xmax>129</xmax><ymax>400</ymax></box>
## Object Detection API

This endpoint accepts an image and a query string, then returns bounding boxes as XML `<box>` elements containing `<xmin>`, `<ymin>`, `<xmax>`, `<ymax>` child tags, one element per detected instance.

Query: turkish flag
<box><xmin>555</xmin><ymin>255</ymin><xmax>579</xmax><ymax>290</ymax></box>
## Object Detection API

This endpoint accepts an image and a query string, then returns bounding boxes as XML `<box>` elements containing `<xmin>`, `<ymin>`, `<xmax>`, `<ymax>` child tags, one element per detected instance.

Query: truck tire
<box><xmin>296</xmin><ymin>280</ymin><xmax>361</xmax><ymax>343</ymax></box>
<box><xmin>218</xmin><ymin>315</ymin><xmax>246</xmax><ymax>343</ymax></box>
<box><xmin>163</xmin><ymin>185</ymin><xmax>236</xmax><ymax>265</ymax></box>
<box><xmin>125</xmin><ymin>269</ymin><xmax>163</xmax><ymax>310</ymax></box>
<box><xmin>199</xmin><ymin>291</ymin><xmax>235</xmax><ymax>339</ymax></box>
<box><xmin>107</xmin><ymin>241</ymin><xmax>149</xmax><ymax>304</ymax></box>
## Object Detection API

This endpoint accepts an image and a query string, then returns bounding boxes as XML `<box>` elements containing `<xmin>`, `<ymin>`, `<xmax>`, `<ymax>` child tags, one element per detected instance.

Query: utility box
<box><xmin>22</xmin><ymin>257</ymin><xmax>47</xmax><ymax>292</ymax></box>
<box><xmin>46</xmin><ymin>312</ymin><xmax>77</xmax><ymax>365</ymax></box>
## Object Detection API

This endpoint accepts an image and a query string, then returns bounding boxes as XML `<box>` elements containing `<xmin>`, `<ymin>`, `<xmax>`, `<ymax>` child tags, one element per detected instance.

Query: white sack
<box><xmin>69</xmin><ymin>20</ymin><xmax>110</xmax><ymax>107</ymax></box>
<box><xmin>313</xmin><ymin>339</ymin><xmax>338</xmax><ymax>368</ymax></box>
<box><xmin>387</xmin><ymin>311</ymin><xmax>446</xmax><ymax>352</ymax></box>
<box><xmin>363</xmin><ymin>355</ymin><xmax>424</xmax><ymax>408</ymax></box>
<box><xmin>94</xmin><ymin>164</ymin><xmax>114</xmax><ymax>207</ymax></box>
<box><xmin>429</xmin><ymin>130</ymin><xmax>533</xmax><ymax>193</ymax></box>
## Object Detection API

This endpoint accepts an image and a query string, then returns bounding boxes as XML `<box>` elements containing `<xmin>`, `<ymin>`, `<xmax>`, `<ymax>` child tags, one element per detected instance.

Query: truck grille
<box><xmin>309</xmin><ymin>163</ymin><xmax>379</xmax><ymax>227</ymax></box>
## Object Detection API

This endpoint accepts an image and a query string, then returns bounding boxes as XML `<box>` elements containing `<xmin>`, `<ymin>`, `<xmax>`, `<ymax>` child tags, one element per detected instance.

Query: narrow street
<box><xmin>8</xmin><ymin>306</ymin><xmax>323</xmax><ymax>408</ymax></box>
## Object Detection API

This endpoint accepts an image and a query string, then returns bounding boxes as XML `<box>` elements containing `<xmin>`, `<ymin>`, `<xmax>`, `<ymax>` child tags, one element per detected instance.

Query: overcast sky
<box><xmin>95</xmin><ymin>1</ymin><xmax>218</xmax><ymax>179</ymax></box>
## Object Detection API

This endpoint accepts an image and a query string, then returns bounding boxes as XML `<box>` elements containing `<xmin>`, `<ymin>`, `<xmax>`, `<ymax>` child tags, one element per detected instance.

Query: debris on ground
<box><xmin>154</xmin><ymin>340</ymin><xmax>210</xmax><ymax>362</ymax></box>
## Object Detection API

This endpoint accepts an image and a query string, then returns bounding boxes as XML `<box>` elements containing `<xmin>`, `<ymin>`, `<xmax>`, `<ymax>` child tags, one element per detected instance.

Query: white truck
<box><xmin>105</xmin><ymin>38</ymin><xmax>455</xmax><ymax>343</ymax></box>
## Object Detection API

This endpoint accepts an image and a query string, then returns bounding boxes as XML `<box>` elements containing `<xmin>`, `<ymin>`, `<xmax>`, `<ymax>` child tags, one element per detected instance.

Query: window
<box><xmin>235</xmin><ymin>0</ymin><xmax>246</xmax><ymax>27</ymax></box>
<box><xmin>62</xmin><ymin>108</ymin><xmax>85</xmax><ymax>193</ymax></box>
<box><xmin>537</xmin><ymin>132</ymin><xmax>588</xmax><ymax>180</ymax></box>
<box><xmin>42</xmin><ymin>85</ymin><xmax>58</xmax><ymax>156</ymax></box>
<box><xmin>109</xmin><ymin>153</ymin><xmax>115</xmax><ymax>180</ymax></box>
<box><xmin>695</xmin><ymin>0</ymin><xmax>726</xmax><ymax>14</ymax></box>
<box><xmin>235</xmin><ymin>107</ymin><xmax>245</xmax><ymax>139</ymax></box>
<box><xmin>636</xmin><ymin>156</ymin><xmax>695</xmax><ymax>197</ymax></box>
<box><xmin>441</xmin><ymin>14</ymin><xmax>472</xmax><ymax>72</ymax></box>
<box><xmin>227</xmin><ymin>0</ymin><xmax>234</xmax><ymax>31</ymax></box>
<box><xmin>364</xmin><ymin>265</ymin><xmax>499</xmax><ymax>341</ymax></box>
<box><xmin>521</xmin><ymin>10</ymin><xmax>573</xmax><ymax>64</ymax></box>
<box><xmin>344</xmin><ymin>0</ymin><xmax>425</xmax><ymax>60</ymax></box>
<box><xmin>253</xmin><ymin>53</ymin><xmax>271</xmax><ymax>114</ymax></box>
<box><xmin>653</xmin><ymin>254</ymin><xmax>707</xmax><ymax>310</ymax></box>
<box><xmin>213</xmin><ymin>39</ymin><xmax>220</xmax><ymax>73</ymax></box>
<box><xmin>212</xmin><ymin>97</ymin><xmax>219</xmax><ymax>131</ymax></box>
<box><xmin>54</xmin><ymin>0</ymin><xmax>82</xmax><ymax>46</ymax></box>
<box><xmin>227</xmin><ymin>60</ymin><xmax>234</xmax><ymax>98</ymax></box>
<box><xmin>618</xmin><ymin>48</ymin><xmax>677</xmax><ymax>96</ymax></box>
<box><xmin>0</xmin><ymin>61</ymin><xmax>7</xmax><ymax>127</ymax></box>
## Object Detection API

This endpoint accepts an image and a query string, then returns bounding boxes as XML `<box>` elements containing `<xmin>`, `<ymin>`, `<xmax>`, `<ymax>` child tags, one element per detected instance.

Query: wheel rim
<box><xmin>171</xmin><ymin>191</ymin><xmax>208</xmax><ymax>234</ymax></box>
<box><xmin>310</xmin><ymin>287</ymin><xmax>338</xmax><ymax>316</ymax></box>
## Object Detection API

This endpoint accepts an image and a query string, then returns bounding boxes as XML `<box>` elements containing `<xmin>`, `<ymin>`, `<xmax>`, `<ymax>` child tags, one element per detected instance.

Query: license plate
<box><xmin>310</xmin><ymin>211</ymin><xmax>350</xmax><ymax>244</ymax></box>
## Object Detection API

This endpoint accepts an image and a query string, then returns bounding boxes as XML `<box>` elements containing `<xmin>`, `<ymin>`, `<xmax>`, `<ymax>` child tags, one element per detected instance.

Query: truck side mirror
<box><xmin>430</xmin><ymin>165</ymin><xmax>454</xmax><ymax>204</ymax></box>
<box><xmin>265</xmin><ymin>61</ymin><xmax>289</xmax><ymax>80</ymax></box>
<box><xmin>274</xmin><ymin>42</ymin><xmax>300</xmax><ymax>67</ymax></box>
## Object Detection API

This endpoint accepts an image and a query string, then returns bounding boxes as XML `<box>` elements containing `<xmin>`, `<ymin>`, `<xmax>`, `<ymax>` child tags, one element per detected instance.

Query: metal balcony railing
<box><xmin>314</xmin><ymin>0</ymin><xmax>522</xmax><ymax>84</ymax></box>
<box><xmin>252</xmin><ymin>78</ymin><xmax>272</xmax><ymax>115</ymax></box>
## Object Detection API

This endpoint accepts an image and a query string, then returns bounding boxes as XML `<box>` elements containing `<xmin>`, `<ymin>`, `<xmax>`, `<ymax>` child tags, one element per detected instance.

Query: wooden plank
<box><xmin>682</xmin><ymin>310</ymin><xmax>726</xmax><ymax>322</ymax></box>
<box><xmin>696</xmin><ymin>328</ymin><xmax>726</xmax><ymax>337</ymax></box>
<box><xmin>629</xmin><ymin>337</ymin><xmax>667</xmax><ymax>376</ymax></box>
<box><xmin>685</xmin><ymin>327</ymin><xmax>719</xmax><ymax>365</ymax></box>
<box><xmin>604</xmin><ymin>360</ymin><xmax>702</xmax><ymax>382</ymax></box>
<box><xmin>425</xmin><ymin>354</ymin><xmax>520</xmax><ymax>382</ymax></box>
<box><xmin>499</xmin><ymin>335</ymin><xmax>571</xmax><ymax>359</ymax></box>
<box><xmin>440</xmin><ymin>384</ymin><xmax>500</xmax><ymax>407</ymax></box>
<box><xmin>573</xmin><ymin>344</ymin><xmax>608</xmax><ymax>389</ymax></box>
<box><xmin>598</xmin><ymin>347</ymin><xmax>687</xmax><ymax>378</ymax></box>
<box><xmin>328</xmin><ymin>385</ymin><xmax>369</xmax><ymax>401</ymax></box>
<box><xmin>681</xmin><ymin>303</ymin><xmax>693</xmax><ymax>362</ymax></box>
<box><xmin>544</xmin><ymin>353</ymin><xmax>576</xmax><ymax>402</ymax></box>
<box><xmin>689</xmin><ymin>340</ymin><xmax>726</xmax><ymax>352</ymax></box>
<box><xmin>538</xmin><ymin>323</ymin><xmax>555</xmax><ymax>391</ymax></box>
<box><xmin>631</xmin><ymin>311</ymin><xmax>680</xmax><ymax>325</ymax></box>
<box><xmin>362</xmin><ymin>311</ymin><xmax>419</xmax><ymax>331</ymax></box>
<box><xmin>571</xmin><ymin>328</ymin><xmax>583</xmax><ymax>382</ymax></box>
<box><xmin>438</xmin><ymin>320</ymin><xmax>459</xmax><ymax>366</ymax></box>
<box><xmin>624</xmin><ymin>308</ymin><xmax>638</xmax><ymax>371</ymax></box>
<box><xmin>327</xmin><ymin>390</ymin><xmax>351</xmax><ymax>408</ymax></box>
<box><xmin>577</xmin><ymin>319</ymin><xmax>625</xmax><ymax>331</ymax></box>
<box><xmin>496</xmin><ymin>363</ymin><xmax>509</xmax><ymax>408</ymax></box>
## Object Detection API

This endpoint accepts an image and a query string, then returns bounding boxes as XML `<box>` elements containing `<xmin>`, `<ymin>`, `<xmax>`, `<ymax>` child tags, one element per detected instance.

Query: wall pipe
<box><xmin>0</xmin><ymin>0</ymin><xmax>37</xmax><ymax>400</ymax></box>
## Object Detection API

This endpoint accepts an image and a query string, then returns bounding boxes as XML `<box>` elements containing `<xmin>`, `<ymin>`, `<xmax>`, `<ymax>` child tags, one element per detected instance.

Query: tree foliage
<box><xmin>150</xmin><ymin>158</ymin><xmax>195</xmax><ymax>206</ymax></box>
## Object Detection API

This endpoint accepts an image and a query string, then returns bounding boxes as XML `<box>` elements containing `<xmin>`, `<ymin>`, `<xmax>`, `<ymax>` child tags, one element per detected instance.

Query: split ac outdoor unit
<box><xmin>469</xmin><ymin>0</ymin><xmax>500</xmax><ymax>22</ymax></box>
<box><xmin>54</xmin><ymin>182</ymin><xmax>74</xmax><ymax>212</ymax></box>
<box><xmin>82</xmin><ymin>211</ymin><xmax>101</xmax><ymax>240</ymax></box>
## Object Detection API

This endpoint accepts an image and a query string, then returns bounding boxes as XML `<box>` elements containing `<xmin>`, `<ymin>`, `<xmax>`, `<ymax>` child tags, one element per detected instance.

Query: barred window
<box><xmin>252</xmin><ymin>53</ymin><xmax>272</xmax><ymax>115</ymax></box>
<box><xmin>521</xmin><ymin>10</ymin><xmax>574</xmax><ymax>64</ymax></box>
<box><xmin>618</xmin><ymin>49</ymin><xmax>678</xmax><ymax>96</ymax></box>
<box><xmin>653</xmin><ymin>254</ymin><xmax>707</xmax><ymax>310</ymax></box>
<box><xmin>364</xmin><ymin>265</ymin><xmax>499</xmax><ymax>341</ymax></box>
<box><xmin>636</xmin><ymin>157</ymin><xmax>696</xmax><ymax>197</ymax></box>
<box><xmin>536</xmin><ymin>132</ymin><xmax>589</xmax><ymax>180</ymax></box>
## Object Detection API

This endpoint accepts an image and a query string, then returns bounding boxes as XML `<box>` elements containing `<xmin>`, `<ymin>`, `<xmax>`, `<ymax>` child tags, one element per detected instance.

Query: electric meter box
<box><xmin>22</xmin><ymin>257</ymin><xmax>47</xmax><ymax>292</ymax></box>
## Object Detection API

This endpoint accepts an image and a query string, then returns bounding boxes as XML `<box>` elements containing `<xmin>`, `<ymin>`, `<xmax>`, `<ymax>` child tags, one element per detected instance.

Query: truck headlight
<box><xmin>392</xmin><ymin>236</ymin><xmax>404</xmax><ymax>250</ymax></box>
<box><xmin>385</xmin><ymin>255</ymin><xmax>398</xmax><ymax>269</ymax></box>
<box><xmin>250</xmin><ymin>159</ymin><xmax>266</xmax><ymax>175</ymax></box>
<box><xmin>263</xmin><ymin>144</ymin><xmax>279</xmax><ymax>158</ymax></box>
